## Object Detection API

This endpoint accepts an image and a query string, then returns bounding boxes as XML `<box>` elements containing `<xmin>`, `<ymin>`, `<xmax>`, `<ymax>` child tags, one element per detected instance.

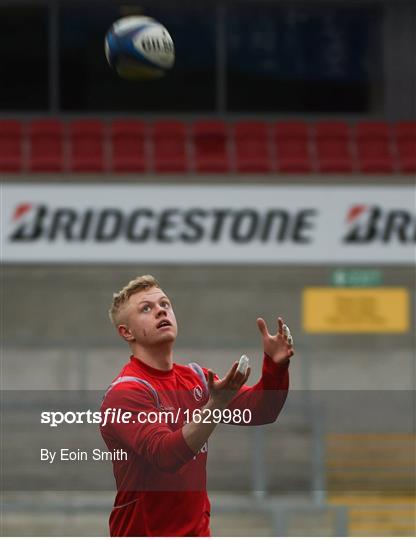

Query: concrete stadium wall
<box><xmin>3</xmin><ymin>264</ymin><xmax>414</xmax><ymax>391</ymax></box>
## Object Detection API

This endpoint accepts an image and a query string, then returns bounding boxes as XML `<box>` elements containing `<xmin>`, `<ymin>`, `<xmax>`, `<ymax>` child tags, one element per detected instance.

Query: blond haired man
<box><xmin>100</xmin><ymin>275</ymin><xmax>294</xmax><ymax>537</ymax></box>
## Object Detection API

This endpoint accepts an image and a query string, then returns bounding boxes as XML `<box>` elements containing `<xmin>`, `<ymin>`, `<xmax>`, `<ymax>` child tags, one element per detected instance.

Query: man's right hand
<box><xmin>182</xmin><ymin>362</ymin><xmax>251</xmax><ymax>454</ymax></box>
<box><xmin>206</xmin><ymin>362</ymin><xmax>251</xmax><ymax>409</ymax></box>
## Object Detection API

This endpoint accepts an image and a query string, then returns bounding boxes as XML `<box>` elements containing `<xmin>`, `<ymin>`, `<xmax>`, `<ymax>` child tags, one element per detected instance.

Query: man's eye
<box><xmin>161</xmin><ymin>301</ymin><xmax>170</xmax><ymax>308</ymax></box>
<box><xmin>142</xmin><ymin>305</ymin><xmax>151</xmax><ymax>312</ymax></box>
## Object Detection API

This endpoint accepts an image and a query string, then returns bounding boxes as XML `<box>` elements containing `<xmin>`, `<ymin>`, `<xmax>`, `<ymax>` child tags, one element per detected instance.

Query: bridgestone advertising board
<box><xmin>1</xmin><ymin>184</ymin><xmax>415</xmax><ymax>264</ymax></box>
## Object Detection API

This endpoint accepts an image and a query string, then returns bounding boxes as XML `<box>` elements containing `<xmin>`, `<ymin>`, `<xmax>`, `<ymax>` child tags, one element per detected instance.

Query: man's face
<box><xmin>118</xmin><ymin>287</ymin><xmax>178</xmax><ymax>347</ymax></box>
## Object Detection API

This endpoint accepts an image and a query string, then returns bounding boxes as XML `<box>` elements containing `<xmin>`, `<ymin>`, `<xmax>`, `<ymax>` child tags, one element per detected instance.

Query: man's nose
<box><xmin>156</xmin><ymin>306</ymin><xmax>167</xmax><ymax>318</ymax></box>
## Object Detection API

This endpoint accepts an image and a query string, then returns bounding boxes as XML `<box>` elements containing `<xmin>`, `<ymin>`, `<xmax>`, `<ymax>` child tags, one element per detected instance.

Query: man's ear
<box><xmin>118</xmin><ymin>324</ymin><xmax>134</xmax><ymax>342</ymax></box>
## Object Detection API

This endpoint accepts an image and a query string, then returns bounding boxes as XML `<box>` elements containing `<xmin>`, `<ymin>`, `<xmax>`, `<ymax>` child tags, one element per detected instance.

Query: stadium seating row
<box><xmin>0</xmin><ymin>119</ymin><xmax>415</xmax><ymax>174</ymax></box>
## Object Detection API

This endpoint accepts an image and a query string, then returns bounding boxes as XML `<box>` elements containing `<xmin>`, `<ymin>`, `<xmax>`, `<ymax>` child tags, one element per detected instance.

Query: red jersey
<box><xmin>100</xmin><ymin>354</ymin><xmax>289</xmax><ymax>537</ymax></box>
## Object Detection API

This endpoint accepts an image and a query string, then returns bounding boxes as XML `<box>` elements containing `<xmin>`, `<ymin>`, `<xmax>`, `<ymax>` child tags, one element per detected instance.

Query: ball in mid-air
<box><xmin>105</xmin><ymin>16</ymin><xmax>175</xmax><ymax>80</ymax></box>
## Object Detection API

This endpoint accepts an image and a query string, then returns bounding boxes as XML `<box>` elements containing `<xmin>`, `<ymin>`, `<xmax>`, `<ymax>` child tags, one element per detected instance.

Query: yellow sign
<box><xmin>303</xmin><ymin>288</ymin><xmax>409</xmax><ymax>333</ymax></box>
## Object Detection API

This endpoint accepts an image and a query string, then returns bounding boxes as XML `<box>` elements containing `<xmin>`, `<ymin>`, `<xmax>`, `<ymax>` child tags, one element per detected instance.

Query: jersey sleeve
<box><xmin>100</xmin><ymin>383</ymin><xmax>195</xmax><ymax>473</ymax></box>
<box><xmin>202</xmin><ymin>354</ymin><xmax>289</xmax><ymax>426</ymax></box>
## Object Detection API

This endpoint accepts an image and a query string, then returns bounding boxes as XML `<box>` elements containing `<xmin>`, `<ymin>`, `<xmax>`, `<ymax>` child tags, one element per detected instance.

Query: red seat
<box><xmin>69</xmin><ymin>120</ymin><xmax>105</xmax><ymax>172</ymax></box>
<box><xmin>356</xmin><ymin>121</ymin><xmax>394</xmax><ymax>173</ymax></box>
<box><xmin>395</xmin><ymin>122</ymin><xmax>416</xmax><ymax>173</ymax></box>
<box><xmin>0</xmin><ymin>120</ymin><xmax>22</xmax><ymax>172</ymax></box>
<box><xmin>234</xmin><ymin>121</ymin><xmax>272</xmax><ymax>172</ymax></box>
<box><xmin>193</xmin><ymin>120</ymin><xmax>229</xmax><ymax>172</ymax></box>
<box><xmin>274</xmin><ymin>121</ymin><xmax>312</xmax><ymax>172</ymax></box>
<box><xmin>29</xmin><ymin>119</ymin><xmax>64</xmax><ymax>172</ymax></box>
<box><xmin>110</xmin><ymin>120</ymin><xmax>146</xmax><ymax>172</ymax></box>
<box><xmin>315</xmin><ymin>121</ymin><xmax>353</xmax><ymax>173</ymax></box>
<box><xmin>153</xmin><ymin>121</ymin><xmax>187</xmax><ymax>172</ymax></box>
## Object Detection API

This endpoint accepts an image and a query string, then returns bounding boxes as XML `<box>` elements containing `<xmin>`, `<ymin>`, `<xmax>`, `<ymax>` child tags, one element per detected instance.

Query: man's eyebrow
<box><xmin>137</xmin><ymin>295</ymin><xmax>169</xmax><ymax>306</ymax></box>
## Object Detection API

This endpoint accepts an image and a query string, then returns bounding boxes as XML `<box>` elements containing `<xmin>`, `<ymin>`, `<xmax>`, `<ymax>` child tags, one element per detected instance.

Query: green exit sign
<box><xmin>331</xmin><ymin>269</ymin><xmax>383</xmax><ymax>287</ymax></box>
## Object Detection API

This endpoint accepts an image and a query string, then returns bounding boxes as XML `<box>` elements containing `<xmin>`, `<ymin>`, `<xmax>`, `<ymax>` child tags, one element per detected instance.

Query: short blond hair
<box><xmin>109</xmin><ymin>274</ymin><xmax>161</xmax><ymax>326</ymax></box>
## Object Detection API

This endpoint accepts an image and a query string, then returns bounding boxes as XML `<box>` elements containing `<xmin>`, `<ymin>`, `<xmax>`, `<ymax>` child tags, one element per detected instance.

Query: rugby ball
<box><xmin>105</xmin><ymin>16</ymin><xmax>175</xmax><ymax>80</ymax></box>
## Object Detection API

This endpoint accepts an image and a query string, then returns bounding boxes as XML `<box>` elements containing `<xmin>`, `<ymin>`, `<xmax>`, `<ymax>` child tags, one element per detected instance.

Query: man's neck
<box><xmin>131</xmin><ymin>343</ymin><xmax>174</xmax><ymax>371</ymax></box>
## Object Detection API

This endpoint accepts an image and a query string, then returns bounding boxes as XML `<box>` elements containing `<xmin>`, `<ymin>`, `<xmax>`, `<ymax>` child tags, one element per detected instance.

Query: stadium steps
<box><xmin>329</xmin><ymin>494</ymin><xmax>416</xmax><ymax>537</ymax></box>
<box><xmin>327</xmin><ymin>433</ymin><xmax>416</xmax><ymax>536</ymax></box>
<box><xmin>3</xmin><ymin>491</ymin><xmax>343</xmax><ymax>536</ymax></box>
<box><xmin>207</xmin><ymin>421</ymin><xmax>312</xmax><ymax>492</ymax></box>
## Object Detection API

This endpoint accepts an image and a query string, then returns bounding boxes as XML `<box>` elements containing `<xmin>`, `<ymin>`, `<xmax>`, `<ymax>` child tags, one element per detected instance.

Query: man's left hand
<box><xmin>256</xmin><ymin>317</ymin><xmax>294</xmax><ymax>365</ymax></box>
